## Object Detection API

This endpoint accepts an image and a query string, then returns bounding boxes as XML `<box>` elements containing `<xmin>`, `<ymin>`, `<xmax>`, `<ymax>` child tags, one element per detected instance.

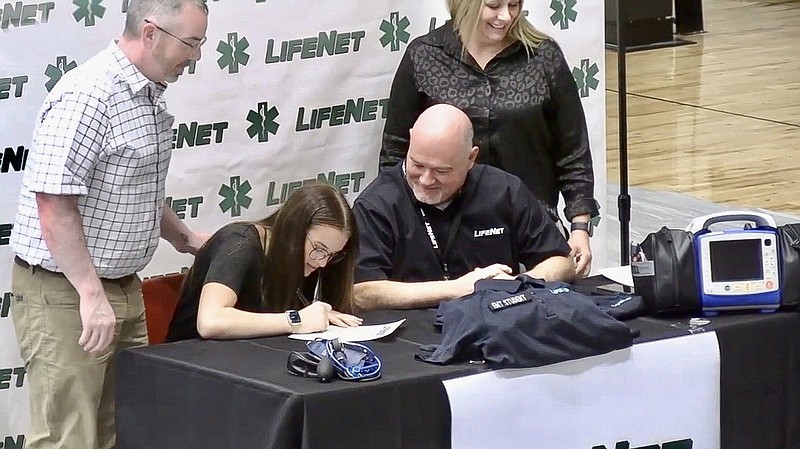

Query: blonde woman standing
<box><xmin>381</xmin><ymin>0</ymin><xmax>599</xmax><ymax>277</ymax></box>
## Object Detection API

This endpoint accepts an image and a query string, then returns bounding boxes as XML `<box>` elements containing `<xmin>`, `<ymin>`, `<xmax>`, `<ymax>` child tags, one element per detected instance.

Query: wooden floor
<box><xmin>605</xmin><ymin>0</ymin><xmax>800</xmax><ymax>215</ymax></box>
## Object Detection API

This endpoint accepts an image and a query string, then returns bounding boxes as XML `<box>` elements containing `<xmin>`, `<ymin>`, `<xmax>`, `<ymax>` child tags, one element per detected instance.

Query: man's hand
<box><xmin>454</xmin><ymin>264</ymin><xmax>514</xmax><ymax>297</ymax></box>
<box><xmin>568</xmin><ymin>231</ymin><xmax>592</xmax><ymax>278</ymax></box>
<box><xmin>35</xmin><ymin>193</ymin><xmax>117</xmax><ymax>354</ymax></box>
<box><xmin>161</xmin><ymin>207</ymin><xmax>210</xmax><ymax>255</ymax></box>
<box><xmin>173</xmin><ymin>231</ymin><xmax>211</xmax><ymax>255</ymax></box>
<box><xmin>78</xmin><ymin>292</ymin><xmax>116</xmax><ymax>354</ymax></box>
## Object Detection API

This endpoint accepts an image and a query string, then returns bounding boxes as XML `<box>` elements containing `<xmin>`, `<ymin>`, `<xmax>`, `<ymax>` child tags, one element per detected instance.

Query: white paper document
<box><xmin>598</xmin><ymin>265</ymin><xmax>634</xmax><ymax>287</ymax></box>
<box><xmin>288</xmin><ymin>319</ymin><xmax>406</xmax><ymax>342</ymax></box>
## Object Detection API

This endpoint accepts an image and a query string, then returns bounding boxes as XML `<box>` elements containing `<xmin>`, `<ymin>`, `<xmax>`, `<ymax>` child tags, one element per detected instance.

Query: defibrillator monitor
<box><xmin>689</xmin><ymin>212</ymin><xmax>781</xmax><ymax>314</ymax></box>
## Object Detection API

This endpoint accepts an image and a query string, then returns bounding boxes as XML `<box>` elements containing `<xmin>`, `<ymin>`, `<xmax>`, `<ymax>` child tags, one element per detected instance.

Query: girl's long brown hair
<box><xmin>257</xmin><ymin>183</ymin><xmax>357</xmax><ymax>313</ymax></box>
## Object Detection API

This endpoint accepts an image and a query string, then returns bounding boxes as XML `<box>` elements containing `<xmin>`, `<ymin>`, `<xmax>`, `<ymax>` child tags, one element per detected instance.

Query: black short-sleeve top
<box><xmin>166</xmin><ymin>222</ymin><xmax>265</xmax><ymax>342</ymax></box>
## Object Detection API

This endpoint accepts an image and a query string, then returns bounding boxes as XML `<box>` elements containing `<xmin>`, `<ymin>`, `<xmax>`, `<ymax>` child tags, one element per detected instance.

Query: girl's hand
<box><xmin>295</xmin><ymin>302</ymin><xmax>332</xmax><ymax>333</ymax></box>
<box><xmin>328</xmin><ymin>310</ymin><xmax>363</xmax><ymax>328</ymax></box>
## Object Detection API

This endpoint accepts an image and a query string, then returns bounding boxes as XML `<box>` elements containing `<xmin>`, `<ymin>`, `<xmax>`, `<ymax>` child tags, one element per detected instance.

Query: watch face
<box><xmin>287</xmin><ymin>310</ymin><xmax>302</xmax><ymax>325</ymax></box>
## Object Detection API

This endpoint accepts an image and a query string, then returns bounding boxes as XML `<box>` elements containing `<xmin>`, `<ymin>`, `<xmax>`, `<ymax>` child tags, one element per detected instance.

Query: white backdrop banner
<box><xmin>444</xmin><ymin>332</ymin><xmax>721</xmax><ymax>449</ymax></box>
<box><xmin>0</xmin><ymin>1</ymin><xmax>606</xmax><ymax>443</ymax></box>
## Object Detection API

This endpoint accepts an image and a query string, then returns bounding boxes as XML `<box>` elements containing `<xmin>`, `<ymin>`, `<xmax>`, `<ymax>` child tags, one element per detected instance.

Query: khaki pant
<box><xmin>10</xmin><ymin>262</ymin><xmax>148</xmax><ymax>449</ymax></box>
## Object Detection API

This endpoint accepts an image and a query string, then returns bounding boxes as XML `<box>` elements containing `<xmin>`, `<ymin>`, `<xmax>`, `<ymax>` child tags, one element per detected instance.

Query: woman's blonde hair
<box><xmin>447</xmin><ymin>0</ymin><xmax>549</xmax><ymax>59</ymax></box>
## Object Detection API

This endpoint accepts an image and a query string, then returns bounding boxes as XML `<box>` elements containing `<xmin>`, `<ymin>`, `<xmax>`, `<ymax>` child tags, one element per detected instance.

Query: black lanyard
<box><xmin>418</xmin><ymin>206</ymin><xmax>465</xmax><ymax>280</ymax></box>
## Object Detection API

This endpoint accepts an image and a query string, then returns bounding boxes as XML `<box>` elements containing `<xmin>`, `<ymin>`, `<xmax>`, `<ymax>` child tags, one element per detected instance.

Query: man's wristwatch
<box><xmin>570</xmin><ymin>221</ymin><xmax>594</xmax><ymax>237</ymax></box>
<box><xmin>286</xmin><ymin>310</ymin><xmax>302</xmax><ymax>327</ymax></box>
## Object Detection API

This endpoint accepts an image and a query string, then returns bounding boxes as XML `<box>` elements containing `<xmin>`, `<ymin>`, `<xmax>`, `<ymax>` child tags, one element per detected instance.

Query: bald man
<box><xmin>353</xmin><ymin>104</ymin><xmax>575</xmax><ymax>310</ymax></box>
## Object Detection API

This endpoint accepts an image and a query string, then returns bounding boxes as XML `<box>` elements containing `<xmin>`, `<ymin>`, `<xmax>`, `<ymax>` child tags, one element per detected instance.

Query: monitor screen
<box><xmin>709</xmin><ymin>239</ymin><xmax>763</xmax><ymax>282</ymax></box>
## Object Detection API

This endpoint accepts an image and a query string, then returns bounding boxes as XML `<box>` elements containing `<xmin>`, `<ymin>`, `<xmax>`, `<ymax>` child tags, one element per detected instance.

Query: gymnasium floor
<box><xmin>601</xmin><ymin>0</ymin><xmax>800</xmax><ymax>266</ymax></box>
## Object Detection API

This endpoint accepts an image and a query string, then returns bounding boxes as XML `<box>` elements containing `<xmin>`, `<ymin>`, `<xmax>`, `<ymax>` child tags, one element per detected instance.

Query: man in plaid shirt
<box><xmin>9</xmin><ymin>1</ymin><xmax>210</xmax><ymax>447</ymax></box>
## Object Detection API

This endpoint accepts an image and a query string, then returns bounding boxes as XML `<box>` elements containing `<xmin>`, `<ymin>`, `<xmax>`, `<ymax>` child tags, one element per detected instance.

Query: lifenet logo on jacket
<box><xmin>473</xmin><ymin>227</ymin><xmax>505</xmax><ymax>238</ymax></box>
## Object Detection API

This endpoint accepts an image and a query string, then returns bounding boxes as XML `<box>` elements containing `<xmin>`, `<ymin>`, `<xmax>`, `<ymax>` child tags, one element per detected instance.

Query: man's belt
<box><xmin>14</xmin><ymin>256</ymin><xmax>136</xmax><ymax>285</ymax></box>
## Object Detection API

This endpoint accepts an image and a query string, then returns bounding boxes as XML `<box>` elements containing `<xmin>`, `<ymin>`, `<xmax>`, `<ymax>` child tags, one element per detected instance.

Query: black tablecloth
<box><xmin>117</xmin><ymin>309</ymin><xmax>485</xmax><ymax>449</ymax></box>
<box><xmin>117</xmin><ymin>307</ymin><xmax>800</xmax><ymax>449</ymax></box>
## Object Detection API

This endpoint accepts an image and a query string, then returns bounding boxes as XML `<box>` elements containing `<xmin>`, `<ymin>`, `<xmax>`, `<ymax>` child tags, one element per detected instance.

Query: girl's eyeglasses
<box><xmin>307</xmin><ymin>237</ymin><xmax>345</xmax><ymax>264</ymax></box>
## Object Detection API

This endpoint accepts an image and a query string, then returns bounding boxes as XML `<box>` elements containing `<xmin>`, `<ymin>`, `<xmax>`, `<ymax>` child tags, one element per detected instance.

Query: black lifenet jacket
<box><xmin>380</xmin><ymin>21</ymin><xmax>600</xmax><ymax>222</ymax></box>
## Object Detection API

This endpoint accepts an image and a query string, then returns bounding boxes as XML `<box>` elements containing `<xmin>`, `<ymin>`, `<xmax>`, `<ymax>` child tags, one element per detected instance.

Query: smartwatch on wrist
<box><xmin>570</xmin><ymin>221</ymin><xmax>594</xmax><ymax>237</ymax></box>
<box><xmin>286</xmin><ymin>310</ymin><xmax>302</xmax><ymax>327</ymax></box>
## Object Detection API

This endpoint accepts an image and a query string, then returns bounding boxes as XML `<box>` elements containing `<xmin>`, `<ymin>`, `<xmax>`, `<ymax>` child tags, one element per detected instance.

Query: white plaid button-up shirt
<box><xmin>12</xmin><ymin>41</ymin><xmax>175</xmax><ymax>278</ymax></box>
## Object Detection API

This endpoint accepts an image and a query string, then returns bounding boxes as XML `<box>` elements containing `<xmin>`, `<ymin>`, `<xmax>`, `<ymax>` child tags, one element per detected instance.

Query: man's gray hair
<box><xmin>124</xmin><ymin>0</ymin><xmax>208</xmax><ymax>37</ymax></box>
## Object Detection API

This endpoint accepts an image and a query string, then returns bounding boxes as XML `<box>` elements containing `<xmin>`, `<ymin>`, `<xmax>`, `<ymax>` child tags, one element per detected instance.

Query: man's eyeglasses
<box><xmin>307</xmin><ymin>237</ymin><xmax>345</xmax><ymax>264</ymax></box>
<box><xmin>144</xmin><ymin>19</ymin><xmax>207</xmax><ymax>50</ymax></box>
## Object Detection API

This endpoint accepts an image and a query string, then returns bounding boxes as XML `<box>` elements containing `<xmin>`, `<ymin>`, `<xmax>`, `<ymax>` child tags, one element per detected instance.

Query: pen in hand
<box><xmin>296</xmin><ymin>288</ymin><xmax>362</xmax><ymax>328</ymax></box>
